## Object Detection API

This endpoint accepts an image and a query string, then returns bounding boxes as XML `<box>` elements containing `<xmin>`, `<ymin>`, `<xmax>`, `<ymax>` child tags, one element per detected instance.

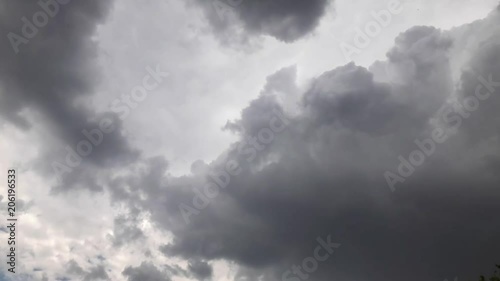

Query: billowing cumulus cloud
<box><xmin>2</xmin><ymin>1</ymin><xmax>500</xmax><ymax>281</ymax></box>
<box><xmin>108</xmin><ymin>7</ymin><xmax>500</xmax><ymax>281</ymax></box>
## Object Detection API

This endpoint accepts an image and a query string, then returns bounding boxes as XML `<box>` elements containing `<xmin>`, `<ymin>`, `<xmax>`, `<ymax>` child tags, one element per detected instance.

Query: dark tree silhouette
<box><xmin>478</xmin><ymin>265</ymin><xmax>500</xmax><ymax>281</ymax></box>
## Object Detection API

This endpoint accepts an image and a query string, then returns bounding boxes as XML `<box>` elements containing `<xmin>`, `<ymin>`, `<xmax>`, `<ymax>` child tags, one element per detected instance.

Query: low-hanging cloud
<box><xmin>0</xmin><ymin>0</ymin><xmax>139</xmax><ymax>192</ymax></box>
<box><xmin>3</xmin><ymin>2</ymin><xmax>500</xmax><ymax>281</ymax></box>
<box><xmin>109</xmin><ymin>7</ymin><xmax>500</xmax><ymax>281</ymax></box>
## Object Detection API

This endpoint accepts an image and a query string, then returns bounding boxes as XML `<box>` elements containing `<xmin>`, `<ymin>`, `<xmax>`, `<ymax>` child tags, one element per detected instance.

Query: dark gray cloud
<box><xmin>188</xmin><ymin>260</ymin><xmax>213</xmax><ymax>280</ymax></box>
<box><xmin>0</xmin><ymin>0</ymin><xmax>139</xmax><ymax>192</ymax></box>
<box><xmin>111</xmin><ymin>7</ymin><xmax>500</xmax><ymax>281</ymax></box>
<box><xmin>122</xmin><ymin>262</ymin><xmax>171</xmax><ymax>281</ymax></box>
<box><xmin>119</xmin><ymin>256</ymin><xmax>194</xmax><ymax>280</ymax></box>
<box><xmin>67</xmin><ymin>260</ymin><xmax>85</xmax><ymax>276</ymax></box>
<box><xmin>163</xmin><ymin>264</ymin><xmax>188</xmax><ymax>277</ymax></box>
<box><xmin>64</xmin><ymin>260</ymin><xmax>109</xmax><ymax>281</ymax></box>
<box><xmin>191</xmin><ymin>0</ymin><xmax>332</xmax><ymax>42</ymax></box>
<box><xmin>3</xmin><ymin>1</ymin><xmax>500</xmax><ymax>281</ymax></box>
<box><xmin>110</xmin><ymin>215</ymin><xmax>144</xmax><ymax>247</ymax></box>
<box><xmin>83</xmin><ymin>265</ymin><xmax>110</xmax><ymax>281</ymax></box>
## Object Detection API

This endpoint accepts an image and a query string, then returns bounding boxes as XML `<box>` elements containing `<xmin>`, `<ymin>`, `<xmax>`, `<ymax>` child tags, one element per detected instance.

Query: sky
<box><xmin>0</xmin><ymin>0</ymin><xmax>500</xmax><ymax>281</ymax></box>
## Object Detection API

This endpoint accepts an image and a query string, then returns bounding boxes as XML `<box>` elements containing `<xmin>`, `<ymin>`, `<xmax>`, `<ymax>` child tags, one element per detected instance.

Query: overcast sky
<box><xmin>1</xmin><ymin>0</ymin><xmax>500</xmax><ymax>281</ymax></box>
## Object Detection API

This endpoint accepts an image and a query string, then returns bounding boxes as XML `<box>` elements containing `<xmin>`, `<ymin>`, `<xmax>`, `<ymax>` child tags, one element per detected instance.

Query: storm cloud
<box><xmin>191</xmin><ymin>0</ymin><xmax>332</xmax><ymax>42</ymax></box>
<box><xmin>0</xmin><ymin>0</ymin><xmax>138</xmax><ymax>192</ymax></box>
<box><xmin>1</xmin><ymin>1</ymin><xmax>500</xmax><ymax>281</ymax></box>
<box><xmin>109</xmin><ymin>7</ymin><xmax>500</xmax><ymax>281</ymax></box>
